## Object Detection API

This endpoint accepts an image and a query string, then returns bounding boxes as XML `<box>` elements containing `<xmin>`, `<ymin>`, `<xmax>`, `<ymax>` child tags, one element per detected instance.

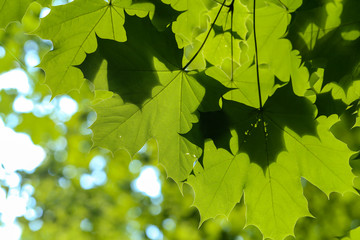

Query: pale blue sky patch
<box><xmin>0</xmin><ymin>69</ymin><xmax>31</xmax><ymax>95</ymax></box>
<box><xmin>0</xmin><ymin>188</ymin><xmax>28</xmax><ymax>223</ymax></box>
<box><xmin>24</xmin><ymin>40</ymin><xmax>39</xmax><ymax>53</ymax></box>
<box><xmin>3</xmin><ymin>172</ymin><xmax>21</xmax><ymax>188</ymax></box>
<box><xmin>58</xmin><ymin>177</ymin><xmax>71</xmax><ymax>189</ymax></box>
<box><xmin>5</xmin><ymin>113</ymin><xmax>20</xmax><ymax>128</ymax></box>
<box><xmin>162</xmin><ymin>218</ymin><xmax>176</xmax><ymax>231</ymax></box>
<box><xmin>40</xmin><ymin>8</ymin><xmax>51</xmax><ymax>18</ymax></box>
<box><xmin>80</xmin><ymin>218</ymin><xmax>93</xmax><ymax>232</ymax></box>
<box><xmin>52</xmin><ymin>0</ymin><xmax>70</xmax><ymax>6</ymax></box>
<box><xmin>129</xmin><ymin>159</ymin><xmax>142</xmax><ymax>174</ymax></box>
<box><xmin>80</xmin><ymin>170</ymin><xmax>107</xmax><ymax>190</ymax></box>
<box><xmin>25</xmin><ymin>51</ymin><xmax>40</xmax><ymax>68</ymax></box>
<box><xmin>28</xmin><ymin>219</ymin><xmax>43</xmax><ymax>231</ymax></box>
<box><xmin>0</xmin><ymin>223</ymin><xmax>22</xmax><ymax>240</ymax></box>
<box><xmin>146</xmin><ymin>225</ymin><xmax>163</xmax><ymax>240</ymax></box>
<box><xmin>58</xmin><ymin>95</ymin><xmax>78</xmax><ymax>116</ymax></box>
<box><xmin>133</xmin><ymin>166</ymin><xmax>161</xmax><ymax>198</ymax></box>
<box><xmin>89</xmin><ymin>155</ymin><xmax>107</xmax><ymax>171</ymax></box>
<box><xmin>52</xmin><ymin>95</ymin><xmax>78</xmax><ymax>122</ymax></box>
<box><xmin>0</xmin><ymin>118</ymin><xmax>46</xmax><ymax>173</ymax></box>
<box><xmin>80</xmin><ymin>174</ymin><xmax>96</xmax><ymax>190</ymax></box>
<box><xmin>91</xmin><ymin>170</ymin><xmax>107</xmax><ymax>185</ymax></box>
<box><xmin>24</xmin><ymin>206</ymin><xmax>43</xmax><ymax>222</ymax></box>
<box><xmin>13</xmin><ymin>96</ymin><xmax>34</xmax><ymax>113</ymax></box>
<box><xmin>0</xmin><ymin>46</ymin><xmax>5</xmax><ymax>58</ymax></box>
<box><xmin>32</xmin><ymin>95</ymin><xmax>56</xmax><ymax>117</ymax></box>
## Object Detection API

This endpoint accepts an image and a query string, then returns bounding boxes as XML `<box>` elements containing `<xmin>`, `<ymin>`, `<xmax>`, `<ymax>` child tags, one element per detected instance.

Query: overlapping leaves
<box><xmin>81</xmin><ymin>14</ymin><xmax>204</xmax><ymax>183</ymax></box>
<box><xmin>0</xmin><ymin>0</ymin><xmax>52</xmax><ymax>29</ymax></box>
<box><xmin>34</xmin><ymin>0</ymin><xmax>180</xmax><ymax>96</ymax></box>
<box><xmin>27</xmin><ymin>0</ymin><xmax>360</xmax><ymax>239</ymax></box>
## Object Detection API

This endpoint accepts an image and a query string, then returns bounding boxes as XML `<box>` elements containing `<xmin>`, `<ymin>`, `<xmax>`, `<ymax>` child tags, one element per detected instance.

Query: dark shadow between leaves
<box><xmin>79</xmin><ymin>13</ymin><xmax>183</xmax><ymax>107</ymax></box>
<box><xmin>185</xmin><ymin>83</ymin><xmax>318</xmax><ymax>172</ymax></box>
<box><xmin>331</xmin><ymin>99</ymin><xmax>360</xmax><ymax>151</ymax></box>
<box><xmin>288</xmin><ymin>0</ymin><xmax>360</xmax><ymax>91</ymax></box>
<box><xmin>80</xmin><ymin>36</ymin><xmax>161</xmax><ymax>107</ymax></box>
<box><xmin>315</xmin><ymin>91</ymin><xmax>347</xmax><ymax>117</ymax></box>
<box><xmin>182</xmin><ymin>71</ymin><xmax>231</xmax><ymax>167</ymax></box>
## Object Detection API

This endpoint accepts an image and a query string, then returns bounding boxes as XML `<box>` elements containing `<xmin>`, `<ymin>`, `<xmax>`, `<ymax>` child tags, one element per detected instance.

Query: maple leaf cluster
<box><xmin>2</xmin><ymin>0</ymin><xmax>359</xmax><ymax>239</ymax></box>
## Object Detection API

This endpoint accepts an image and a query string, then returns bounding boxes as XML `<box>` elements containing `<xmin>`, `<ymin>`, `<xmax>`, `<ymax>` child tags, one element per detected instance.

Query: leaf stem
<box><xmin>253</xmin><ymin>0</ymin><xmax>263</xmax><ymax>110</ymax></box>
<box><xmin>229</xmin><ymin>0</ymin><xmax>234</xmax><ymax>81</ymax></box>
<box><xmin>182</xmin><ymin>0</ymin><xmax>227</xmax><ymax>71</ymax></box>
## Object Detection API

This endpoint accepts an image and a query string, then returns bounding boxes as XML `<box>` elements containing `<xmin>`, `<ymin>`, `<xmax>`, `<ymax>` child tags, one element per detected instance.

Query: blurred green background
<box><xmin>0</xmin><ymin>1</ymin><xmax>360</xmax><ymax>239</ymax></box>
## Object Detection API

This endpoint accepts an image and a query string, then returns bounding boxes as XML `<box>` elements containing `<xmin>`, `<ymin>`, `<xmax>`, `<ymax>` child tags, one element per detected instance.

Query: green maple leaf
<box><xmin>31</xmin><ymin>0</ymin><xmax>360</xmax><ymax>239</ymax></box>
<box><xmin>85</xmin><ymin>14</ymin><xmax>205</xmax><ymax>183</ymax></box>
<box><xmin>188</xmin><ymin>83</ymin><xmax>317</xmax><ymax>169</ymax></box>
<box><xmin>187</xmin><ymin>82</ymin><xmax>355</xmax><ymax>239</ymax></box>
<box><xmin>82</xmin><ymin>1</ymin><xmax>357</xmax><ymax>239</ymax></box>
<box><xmin>342</xmin><ymin>226</ymin><xmax>360</xmax><ymax>240</ymax></box>
<box><xmin>35</xmin><ymin>0</ymin><xmax>178</xmax><ymax>96</ymax></box>
<box><xmin>0</xmin><ymin>0</ymin><xmax>51</xmax><ymax>29</ymax></box>
<box><xmin>80</xmin><ymin>14</ymin><xmax>182</xmax><ymax>106</ymax></box>
<box><xmin>0</xmin><ymin>0</ymin><xmax>33</xmax><ymax>29</ymax></box>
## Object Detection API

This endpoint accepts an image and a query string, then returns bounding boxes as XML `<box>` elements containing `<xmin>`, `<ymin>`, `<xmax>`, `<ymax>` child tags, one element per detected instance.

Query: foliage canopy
<box><xmin>1</xmin><ymin>0</ymin><xmax>360</xmax><ymax>239</ymax></box>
